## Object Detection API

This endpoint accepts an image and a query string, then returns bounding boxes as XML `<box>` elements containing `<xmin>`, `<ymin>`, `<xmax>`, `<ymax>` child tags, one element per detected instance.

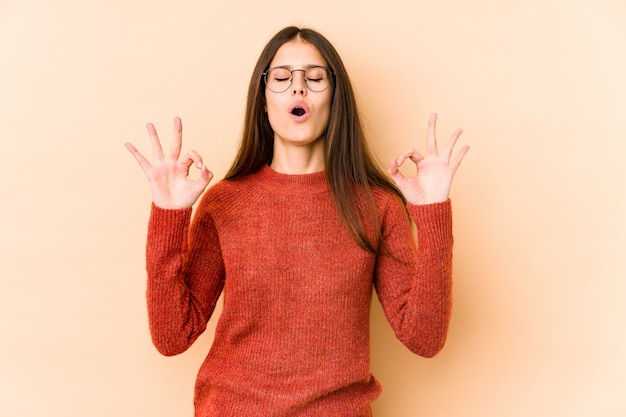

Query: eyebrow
<box><xmin>270</xmin><ymin>64</ymin><xmax>327</xmax><ymax>70</ymax></box>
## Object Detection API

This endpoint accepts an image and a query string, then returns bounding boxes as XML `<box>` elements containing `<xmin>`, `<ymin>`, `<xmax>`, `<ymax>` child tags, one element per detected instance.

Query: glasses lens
<box><xmin>265</xmin><ymin>67</ymin><xmax>332</xmax><ymax>93</ymax></box>
<box><xmin>304</xmin><ymin>67</ymin><xmax>331</xmax><ymax>92</ymax></box>
<box><xmin>266</xmin><ymin>68</ymin><xmax>292</xmax><ymax>93</ymax></box>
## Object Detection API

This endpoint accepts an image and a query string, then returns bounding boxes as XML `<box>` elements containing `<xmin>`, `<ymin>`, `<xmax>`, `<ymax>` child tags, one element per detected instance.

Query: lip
<box><xmin>288</xmin><ymin>101</ymin><xmax>310</xmax><ymax>122</ymax></box>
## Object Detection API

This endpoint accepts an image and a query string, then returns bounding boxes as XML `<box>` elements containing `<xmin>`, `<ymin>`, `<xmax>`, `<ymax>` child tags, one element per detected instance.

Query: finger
<box><xmin>180</xmin><ymin>150</ymin><xmax>204</xmax><ymax>171</ymax></box>
<box><xmin>449</xmin><ymin>145</ymin><xmax>470</xmax><ymax>173</ymax></box>
<box><xmin>146</xmin><ymin>122</ymin><xmax>165</xmax><ymax>161</ymax></box>
<box><xmin>388</xmin><ymin>158</ymin><xmax>401</xmax><ymax>175</ymax></box>
<box><xmin>199</xmin><ymin>166</ymin><xmax>214</xmax><ymax>182</ymax></box>
<box><xmin>408</xmin><ymin>152</ymin><xmax>425</xmax><ymax>165</ymax></box>
<box><xmin>442</xmin><ymin>128</ymin><xmax>463</xmax><ymax>163</ymax></box>
<box><xmin>388</xmin><ymin>160</ymin><xmax>406</xmax><ymax>185</ymax></box>
<box><xmin>427</xmin><ymin>113</ymin><xmax>438</xmax><ymax>156</ymax></box>
<box><xmin>169</xmin><ymin>117</ymin><xmax>183</xmax><ymax>160</ymax></box>
<box><xmin>395</xmin><ymin>148</ymin><xmax>421</xmax><ymax>165</ymax></box>
<box><xmin>124</xmin><ymin>142</ymin><xmax>153</xmax><ymax>173</ymax></box>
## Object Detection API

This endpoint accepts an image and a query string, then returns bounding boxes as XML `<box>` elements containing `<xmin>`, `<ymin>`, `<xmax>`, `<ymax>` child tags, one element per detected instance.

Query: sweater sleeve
<box><xmin>373</xmin><ymin>198</ymin><xmax>453</xmax><ymax>358</ymax></box>
<box><xmin>146</xmin><ymin>200</ymin><xmax>225</xmax><ymax>356</ymax></box>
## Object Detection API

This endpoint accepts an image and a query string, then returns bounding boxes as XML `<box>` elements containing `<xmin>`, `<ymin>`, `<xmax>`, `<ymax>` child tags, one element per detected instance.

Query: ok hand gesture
<box><xmin>389</xmin><ymin>113</ymin><xmax>469</xmax><ymax>205</ymax></box>
<box><xmin>125</xmin><ymin>117</ymin><xmax>213</xmax><ymax>209</ymax></box>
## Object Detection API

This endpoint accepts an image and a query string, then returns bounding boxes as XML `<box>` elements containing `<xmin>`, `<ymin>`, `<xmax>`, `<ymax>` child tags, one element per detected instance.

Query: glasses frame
<box><xmin>263</xmin><ymin>66</ymin><xmax>335</xmax><ymax>93</ymax></box>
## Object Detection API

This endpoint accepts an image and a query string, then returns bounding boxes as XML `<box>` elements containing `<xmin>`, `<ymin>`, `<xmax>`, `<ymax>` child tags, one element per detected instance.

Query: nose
<box><xmin>291</xmin><ymin>70</ymin><xmax>307</xmax><ymax>96</ymax></box>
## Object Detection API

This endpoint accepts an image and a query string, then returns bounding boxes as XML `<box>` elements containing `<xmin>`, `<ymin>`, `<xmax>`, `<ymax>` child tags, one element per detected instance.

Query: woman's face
<box><xmin>265</xmin><ymin>38</ymin><xmax>332</xmax><ymax>150</ymax></box>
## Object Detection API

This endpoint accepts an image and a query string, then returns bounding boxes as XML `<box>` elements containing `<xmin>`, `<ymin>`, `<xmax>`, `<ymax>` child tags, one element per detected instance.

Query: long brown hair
<box><xmin>225</xmin><ymin>26</ymin><xmax>406</xmax><ymax>253</ymax></box>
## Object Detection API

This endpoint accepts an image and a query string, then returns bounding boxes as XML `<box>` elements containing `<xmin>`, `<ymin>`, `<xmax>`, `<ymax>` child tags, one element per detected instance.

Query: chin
<box><xmin>276</xmin><ymin>130</ymin><xmax>325</xmax><ymax>146</ymax></box>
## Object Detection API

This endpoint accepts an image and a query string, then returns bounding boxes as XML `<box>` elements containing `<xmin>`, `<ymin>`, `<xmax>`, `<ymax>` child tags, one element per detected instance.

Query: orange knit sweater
<box><xmin>146</xmin><ymin>165</ymin><xmax>453</xmax><ymax>417</ymax></box>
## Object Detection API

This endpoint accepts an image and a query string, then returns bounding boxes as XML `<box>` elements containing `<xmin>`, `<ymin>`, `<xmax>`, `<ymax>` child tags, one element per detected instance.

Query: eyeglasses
<box><xmin>263</xmin><ymin>66</ymin><xmax>334</xmax><ymax>93</ymax></box>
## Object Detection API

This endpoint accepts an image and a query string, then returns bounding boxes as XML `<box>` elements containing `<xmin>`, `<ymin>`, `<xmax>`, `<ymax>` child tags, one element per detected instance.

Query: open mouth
<box><xmin>291</xmin><ymin>107</ymin><xmax>306</xmax><ymax>117</ymax></box>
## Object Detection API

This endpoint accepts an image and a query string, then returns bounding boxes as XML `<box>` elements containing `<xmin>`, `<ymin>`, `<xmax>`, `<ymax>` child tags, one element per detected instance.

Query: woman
<box><xmin>125</xmin><ymin>26</ymin><xmax>468</xmax><ymax>417</ymax></box>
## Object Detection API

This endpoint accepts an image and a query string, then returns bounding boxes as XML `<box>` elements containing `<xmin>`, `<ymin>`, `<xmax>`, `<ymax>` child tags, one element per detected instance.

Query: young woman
<box><xmin>125</xmin><ymin>26</ymin><xmax>468</xmax><ymax>417</ymax></box>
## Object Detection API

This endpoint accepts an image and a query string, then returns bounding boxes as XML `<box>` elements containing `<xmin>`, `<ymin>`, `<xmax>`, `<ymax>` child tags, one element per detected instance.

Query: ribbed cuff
<box><xmin>406</xmin><ymin>199</ymin><xmax>453</xmax><ymax>247</ymax></box>
<box><xmin>147</xmin><ymin>203</ymin><xmax>193</xmax><ymax>252</ymax></box>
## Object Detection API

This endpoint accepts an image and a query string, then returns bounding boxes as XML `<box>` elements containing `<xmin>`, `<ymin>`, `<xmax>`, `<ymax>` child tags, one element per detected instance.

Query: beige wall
<box><xmin>1</xmin><ymin>0</ymin><xmax>625</xmax><ymax>416</ymax></box>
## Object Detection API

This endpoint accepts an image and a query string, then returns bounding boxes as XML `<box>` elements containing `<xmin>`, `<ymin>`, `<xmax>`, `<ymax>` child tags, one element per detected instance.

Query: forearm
<box><xmin>146</xmin><ymin>204</ymin><xmax>216</xmax><ymax>356</ymax></box>
<box><xmin>376</xmin><ymin>200</ymin><xmax>454</xmax><ymax>358</ymax></box>
<box><xmin>403</xmin><ymin>201</ymin><xmax>454</xmax><ymax>356</ymax></box>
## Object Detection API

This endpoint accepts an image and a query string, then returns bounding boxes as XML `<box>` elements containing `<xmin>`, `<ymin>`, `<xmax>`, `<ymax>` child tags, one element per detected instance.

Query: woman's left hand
<box><xmin>388</xmin><ymin>113</ymin><xmax>469</xmax><ymax>205</ymax></box>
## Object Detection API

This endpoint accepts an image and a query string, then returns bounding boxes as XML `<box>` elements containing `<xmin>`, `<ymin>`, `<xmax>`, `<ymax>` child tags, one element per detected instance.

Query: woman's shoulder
<box><xmin>208</xmin><ymin>175</ymin><xmax>252</xmax><ymax>195</ymax></box>
<box><xmin>370</xmin><ymin>185</ymin><xmax>405</xmax><ymax>210</ymax></box>
<box><xmin>359</xmin><ymin>185</ymin><xmax>407</xmax><ymax>226</ymax></box>
<box><xmin>197</xmin><ymin>174</ymin><xmax>257</xmax><ymax>213</ymax></box>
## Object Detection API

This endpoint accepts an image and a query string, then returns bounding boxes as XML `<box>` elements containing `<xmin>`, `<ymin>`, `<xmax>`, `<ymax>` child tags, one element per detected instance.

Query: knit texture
<box><xmin>146</xmin><ymin>165</ymin><xmax>454</xmax><ymax>417</ymax></box>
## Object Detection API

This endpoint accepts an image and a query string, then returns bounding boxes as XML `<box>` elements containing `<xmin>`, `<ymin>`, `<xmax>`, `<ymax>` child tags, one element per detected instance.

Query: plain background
<box><xmin>1</xmin><ymin>0</ymin><xmax>625</xmax><ymax>416</ymax></box>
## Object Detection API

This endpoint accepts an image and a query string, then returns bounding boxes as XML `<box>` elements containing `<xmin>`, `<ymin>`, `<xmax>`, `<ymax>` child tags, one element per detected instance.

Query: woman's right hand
<box><xmin>125</xmin><ymin>117</ymin><xmax>213</xmax><ymax>209</ymax></box>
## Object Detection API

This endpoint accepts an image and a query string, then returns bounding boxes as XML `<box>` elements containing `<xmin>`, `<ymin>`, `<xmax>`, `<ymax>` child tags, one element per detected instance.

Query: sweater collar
<box><xmin>254</xmin><ymin>164</ymin><xmax>328</xmax><ymax>195</ymax></box>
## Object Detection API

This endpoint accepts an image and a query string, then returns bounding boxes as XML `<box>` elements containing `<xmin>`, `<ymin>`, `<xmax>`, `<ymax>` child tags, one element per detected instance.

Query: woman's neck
<box><xmin>270</xmin><ymin>138</ymin><xmax>325</xmax><ymax>174</ymax></box>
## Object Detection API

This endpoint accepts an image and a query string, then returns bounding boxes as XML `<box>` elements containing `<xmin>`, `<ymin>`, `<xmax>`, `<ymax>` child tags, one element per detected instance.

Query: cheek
<box><xmin>319</xmin><ymin>97</ymin><xmax>332</xmax><ymax>126</ymax></box>
<box><xmin>265</xmin><ymin>105</ymin><xmax>287</xmax><ymax>133</ymax></box>
<box><xmin>265</xmin><ymin>98</ymin><xmax>282</xmax><ymax>123</ymax></box>
<box><xmin>263</xmin><ymin>90</ymin><xmax>270</xmax><ymax>112</ymax></box>
<box><xmin>319</xmin><ymin>109</ymin><xmax>330</xmax><ymax>129</ymax></box>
